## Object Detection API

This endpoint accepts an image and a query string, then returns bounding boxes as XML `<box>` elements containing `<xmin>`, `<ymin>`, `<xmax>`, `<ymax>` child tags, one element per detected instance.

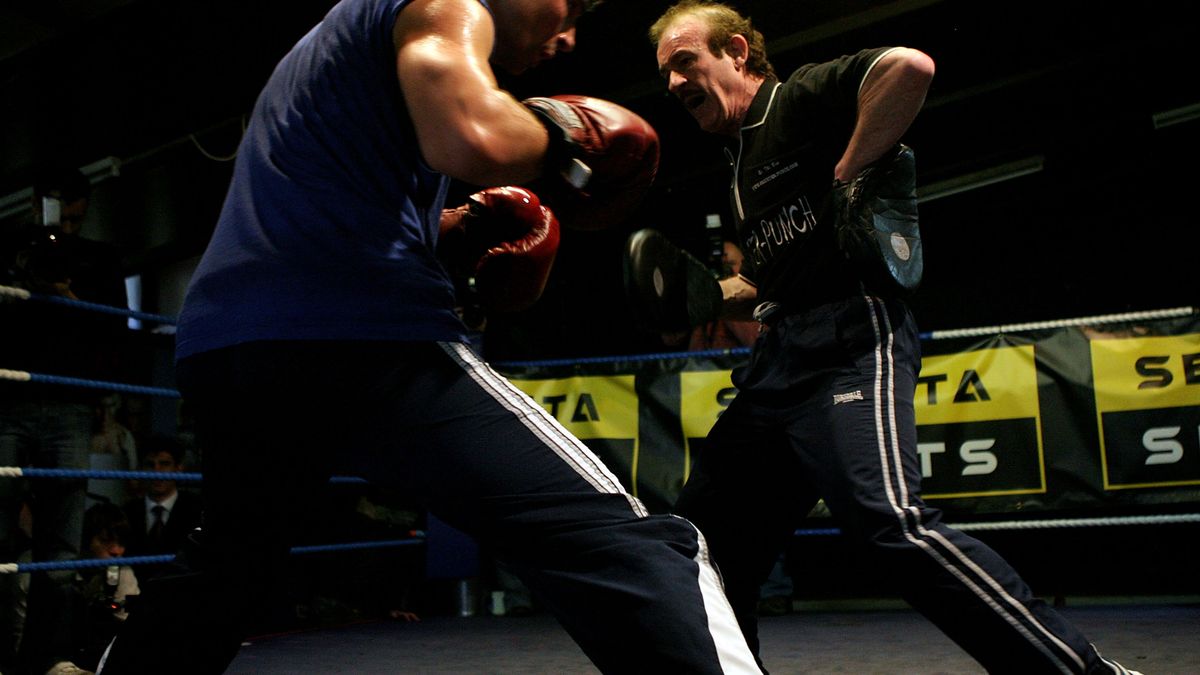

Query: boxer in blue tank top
<box><xmin>97</xmin><ymin>2</ymin><xmax>761</xmax><ymax>673</ymax></box>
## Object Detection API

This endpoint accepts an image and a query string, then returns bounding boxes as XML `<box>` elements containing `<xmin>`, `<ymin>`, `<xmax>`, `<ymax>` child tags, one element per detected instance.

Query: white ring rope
<box><xmin>0</xmin><ymin>285</ymin><xmax>32</xmax><ymax>301</ymax></box>
<box><xmin>949</xmin><ymin>514</ymin><xmax>1200</xmax><ymax>530</ymax></box>
<box><xmin>0</xmin><ymin>369</ymin><xmax>32</xmax><ymax>383</ymax></box>
<box><xmin>926</xmin><ymin>307</ymin><xmax>1196</xmax><ymax>341</ymax></box>
<box><xmin>793</xmin><ymin>513</ymin><xmax>1200</xmax><ymax>537</ymax></box>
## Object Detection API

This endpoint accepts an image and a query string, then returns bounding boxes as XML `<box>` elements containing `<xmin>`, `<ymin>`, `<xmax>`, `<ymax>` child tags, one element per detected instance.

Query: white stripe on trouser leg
<box><xmin>443</xmin><ymin>343</ymin><xmax>759</xmax><ymax>671</ymax></box>
<box><xmin>439</xmin><ymin>342</ymin><xmax>644</xmax><ymax>514</ymax></box>
<box><xmin>1095</xmin><ymin>647</ymin><xmax>1130</xmax><ymax>674</ymax></box>
<box><xmin>870</xmin><ymin>300</ymin><xmax>1085</xmax><ymax>672</ymax></box>
<box><xmin>95</xmin><ymin>636</ymin><xmax>116</xmax><ymax>673</ymax></box>
<box><xmin>862</xmin><ymin>297</ymin><xmax>1081</xmax><ymax>674</ymax></box>
<box><xmin>689</xmin><ymin>520</ymin><xmax>763</xmax><ymax>673</ymax></box>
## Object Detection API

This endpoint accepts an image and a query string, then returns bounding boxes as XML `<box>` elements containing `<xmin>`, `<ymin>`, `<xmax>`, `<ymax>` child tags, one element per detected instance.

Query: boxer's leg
<box><xmin>675</xmin><ymin>394</ymin><xmax>816</xmax><ymax>665</ymax></box>
<box><xmin>354</xmin><ymin>342</ymin><xmax>759</xmax><ymax>674</ymax></box>
<box><xmin>102</xmin><ymin>339</ymin><xmax>760</xmax><ymax>674</ymax></box>
<box><xmin>100</xmin><ymin>342</ymin><xmax>344</xmax><ymax>674</ymax></box>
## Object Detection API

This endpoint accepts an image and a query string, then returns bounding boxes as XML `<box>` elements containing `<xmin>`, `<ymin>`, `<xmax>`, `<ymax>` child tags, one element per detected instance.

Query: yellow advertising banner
<box><xmin>679</xmin><ymin>370</ymin><xmax>738</xmax><ymax>481</ymax></box>
<box><xmin>1091</xmin><ymin>334</ymin><xmax>1200</xmax><ymax>412</ymax></box>
<box><xmin>1090</xmin><ymin>333</ymin><xmax>1200</xmax><ymax>489</ymax></box>
<box><xmin>913</xmin><ymin>345</ymin><xmax>1046</xmax><ymax>499</ymax></box>
<box><xmin>508</xmin><ymin>375</ymin><xmax>649</xmax><ymax>501</ymax></box>
<box><xmin>509</xmin><ymin>375</ymin><xmax>638</xmax><ymax>440</ymax></box>
<box><xmin>915</xmin><ymin>345</ymin><xmax>1041</xmax><ymax>424</ymax></box>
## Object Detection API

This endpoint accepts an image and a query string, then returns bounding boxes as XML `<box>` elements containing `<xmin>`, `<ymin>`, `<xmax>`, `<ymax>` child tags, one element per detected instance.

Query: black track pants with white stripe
<box><xmin>676</xmin><ymin>296</ymin><xmax>1131</xmax><ymax>675</ymax></box>
<box><xmin>97</xmin><ymin>340</ymin><xmax>758</xmax><ymax>675</ymax></box>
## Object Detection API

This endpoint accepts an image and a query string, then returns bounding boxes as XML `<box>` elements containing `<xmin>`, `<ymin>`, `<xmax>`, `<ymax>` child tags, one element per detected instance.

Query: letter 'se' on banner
<box><xmin>1090</xmin><ymin>333</ymin><xmax>1200</xmax><ymax>490</ymax></box>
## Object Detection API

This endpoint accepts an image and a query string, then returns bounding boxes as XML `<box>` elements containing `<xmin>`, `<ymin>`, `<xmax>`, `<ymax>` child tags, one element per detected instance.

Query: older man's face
<box><xmin>656</xmin><ymin>15</ymin><xmax>746</xmax><ymax>136</ymax></box>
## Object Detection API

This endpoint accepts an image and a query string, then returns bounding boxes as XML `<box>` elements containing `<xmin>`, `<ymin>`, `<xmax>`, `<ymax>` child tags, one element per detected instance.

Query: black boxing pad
<box><xmin>833</xmin><ymin>143</ymin><xmax>923</xmax><ymax>295</ymax></box>
<box><xmin>623</xmin><ymin>229</ymin><xmax>722</xmax><ymax>332</ymax></box>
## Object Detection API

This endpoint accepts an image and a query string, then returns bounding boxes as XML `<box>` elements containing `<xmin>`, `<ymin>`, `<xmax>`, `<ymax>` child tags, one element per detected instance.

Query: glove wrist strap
<box><xmin>526</xmin><ymin>102</ymin><xmax>593</xmax><ymax>190</ymax></box>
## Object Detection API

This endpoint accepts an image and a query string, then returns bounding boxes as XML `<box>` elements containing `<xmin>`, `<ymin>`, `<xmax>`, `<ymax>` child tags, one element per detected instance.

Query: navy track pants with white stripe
<box><xmin>676</xmin><ymin>295</ymin><xmax>1132</xmax><ymax>675</ymax></box>
<box><xmin>98</xmin><ymin>340</ymin><xmax>758</xmax><ymax>674</ymax></box>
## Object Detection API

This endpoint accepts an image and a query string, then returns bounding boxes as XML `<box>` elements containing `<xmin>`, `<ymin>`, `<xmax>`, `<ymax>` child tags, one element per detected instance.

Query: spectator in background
<box><xmin>55</xmin><ymin>503</ymin><xmax>141</xmax><ymax>675</ymax></box>
<box><xmin>1</xmin><ymin>165</ymin><xmax>128</xmax><ymax>675</ymax></box>
<box><xmin>87</xmin><ymin>394</ymin><xmax>138</xmax><ymax>509</ymax></box>
<box><xmin>113</xmin><ymin>397</ymin><xmax>153</xmax><ymax>462</ymax></box>
<box><xmin>121</xmin><ymin>437</ymin><xmax>202</xmax><ymax>579</ymax></box>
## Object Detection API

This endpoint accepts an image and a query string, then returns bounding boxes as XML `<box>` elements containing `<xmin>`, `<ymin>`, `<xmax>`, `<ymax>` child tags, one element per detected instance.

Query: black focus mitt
<box><xmin>622</xmin><ymin>229</ymin><xmax>722</xmax><ymax>332</ymax></box>
<box><xmin>833</xmin><ymin>144</ymin><xmax>923</xmax><ymax>295</ymax></box>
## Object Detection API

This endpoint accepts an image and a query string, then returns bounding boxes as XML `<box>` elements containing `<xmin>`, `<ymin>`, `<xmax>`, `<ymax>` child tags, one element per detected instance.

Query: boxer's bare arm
<box><xmin>394</xmin><ymin>0</ymin><xmax>548</xmax><ymax>186</ymax></box>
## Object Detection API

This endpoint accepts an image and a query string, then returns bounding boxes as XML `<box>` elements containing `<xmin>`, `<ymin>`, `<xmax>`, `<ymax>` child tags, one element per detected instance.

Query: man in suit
<box><xmin>122</xmin><ymin>437</ymin><xmax>202</xmax><ymax>575</ymax></box>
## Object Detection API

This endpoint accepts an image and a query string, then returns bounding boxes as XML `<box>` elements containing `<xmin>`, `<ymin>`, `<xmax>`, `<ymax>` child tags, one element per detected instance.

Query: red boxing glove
<box><xmin>438</xmin><ymin>186</ymin><xmax>560</xmax><ymax>313</ymax></box>
<box><xmin>523</xmin><ymin>95</ymin><xmax>660</xmax><ymax>232</ymax></box>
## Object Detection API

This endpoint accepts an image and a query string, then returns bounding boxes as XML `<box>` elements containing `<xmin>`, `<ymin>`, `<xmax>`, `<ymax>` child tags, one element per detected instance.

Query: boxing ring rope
<box><xmin>3</xmin><ymin>289</ymin><xmax>1197</xmax><ymax>575</ymax></box>
<box><xmin>0</xmin><ymin>536</ymin><xmax>427</xmax><ymax>575</ymax></box>
<box><xmin>0</xmin><ymin>467</ymin><xmax>368</xmax><ymax>485</ymax></box>
<box><xmin>0</xmin><ymin>368</ymin><xmax>181</xmax><ymax>398</ymax></box>
<box><xmin>0</xmin><ymin>284</ymin><xmax>177</xmax><ymax>326</ymax></box>
<box><xmin>793</xmin><ymin>513</ymin><xmax>1200</xmax><ymax>538</ymax></box>
<box><xmin>922</xmin><ymin>306</ymin><xmax>1197</xmax><ymax>340</ymax></box>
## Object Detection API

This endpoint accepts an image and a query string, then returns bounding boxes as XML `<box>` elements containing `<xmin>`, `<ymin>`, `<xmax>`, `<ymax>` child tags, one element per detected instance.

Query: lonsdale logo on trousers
<box><xmin>833</xmin><ymin>390</ymin><xmax>863</xmax><ymax>405</ymax></box>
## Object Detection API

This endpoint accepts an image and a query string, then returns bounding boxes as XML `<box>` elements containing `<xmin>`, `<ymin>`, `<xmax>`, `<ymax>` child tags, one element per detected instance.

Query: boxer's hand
<box><xmin>522</xmin><ymin>95</ymin><xmax>659</xmax><ymax>231</ymax></box>
<box><xmin>438</xmin><ymin>186</ymin><xmax>559</xmax><ymax>313</ymax></box>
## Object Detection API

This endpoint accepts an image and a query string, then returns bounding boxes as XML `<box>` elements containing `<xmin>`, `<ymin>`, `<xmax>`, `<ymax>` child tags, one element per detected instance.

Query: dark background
<box><xmin>1</xmin><ymin>0</ymin><xmax>1198</xmax><ymax>360</ymax></box>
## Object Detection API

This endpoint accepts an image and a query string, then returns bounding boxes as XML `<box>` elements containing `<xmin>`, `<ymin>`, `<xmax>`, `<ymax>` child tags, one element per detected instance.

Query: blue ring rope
<box><xmin>8</xmin><ymin>536</ymin><xmax>427</xmax><ymax>574</ymax></box>
<box><xmin>13</xmin><ymin>468</ymin><xmax>204</xmax><ymax>482</ymax></box>
<box><xmin>27</xmin><ymin>372</ymin><xmax>181</xmax><ymax>398</ymax></box>
<box><xmin>15</xmin><ymin>555</ymin><xmax>178</xmax><ymax>572</ymax></box>
<box><xmin>35</xmin><ymin>292</ymin><xmax>177</xmax><ymax>325</ymax></box>
<box><xmin>290</xmin><ymin>538</ymin><xmax>425</xmax><ymax>555</ymax></box>
<box><xmin>4</xmin><ymin>468</ymin><xmax>367</xmax><ymax>484</ymax></box>
<box><xmin>495</xmin><ymin>347</ymin><xmax>753</xmax><ymax>370</ymax></box>
<box><xmin>794</xmin><ymin>528</ymin><xmax>842</xmax><ymax>537</ymax></box>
